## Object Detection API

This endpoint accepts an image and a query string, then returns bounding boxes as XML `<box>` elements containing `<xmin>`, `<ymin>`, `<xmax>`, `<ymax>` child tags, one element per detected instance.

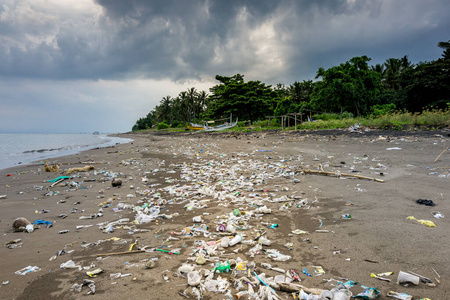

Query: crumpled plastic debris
<box><xmin>406</xmin><ymin>216</ymin><xmax>436</xmax><ymax>227</ymax></box>
<box><xmin>70</xmin><ymin>279</ymin><xmax>96</xmax><ymax>295</ymax></box>
<box><xmin>15</xmin><ymin>265</ymin><xmax>41</xmax><ymax>275</ymax></box>
<box><xmin>265</xmin><ymin>249</ymin><xmax>291</xmax><ymax>261</ymax></box>
<box><xmin>60</xmin><ymin>260</ymin><xmax>82</xmax><ymax>270</ymax></box>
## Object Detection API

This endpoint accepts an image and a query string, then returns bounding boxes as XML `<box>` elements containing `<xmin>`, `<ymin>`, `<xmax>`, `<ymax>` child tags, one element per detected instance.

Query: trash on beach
<box><xmin>32</xmin><ymin>219</ymin><xmax>53</xmax><ymax>228</ymax></box>
<box><xmin>187</xmin><ymin>270</ymin><xmax>201</xmax><ymax>286</ymax></box>
<box><xmin>5</xmin><ymin>239</ymin><xmax>23</xmax><ymax>249</ymax></box>
<box><xmin>60</xmin><ymin>260</ymin><xmax>82</xmax><ymax>270</ymax></box>
<box><xmin>109</xmin><ymin>273</ymin><xmax>132</xmax><ymax>279</ymax></box>
<box><xmin>431</xmin><ymin>211</ymin><xmax>444</xmax><ymax>219</ymax></box>
<box><xmin>386</xmin><ymin>147</ymin><xmax>402</xmax><ymax>150</ymax></box>
<box><xmin>15</xmin><ymin>265</ymin><xmax>41</xmax><ymax>275</ymax></box>
<box><xmin>406</xmin><ymin>216</ymin><xmax>436</xmax><ymax>227</ymax></box>
<box><xmin>370</xmin><ymin>273</ymin><xmax>391</xmax><ymax>282</ymax></box>
<box><xmin>70</xmin><ymin>279</ymin><xmax>96</xmax><ymax>295</ymax></box>
<box><xmin>416</xmin><ymin>199</ymin><xmax>435</xmax><ymax>206</ymax></box>
<box><xmin>386</xmin><ymin>291</ymin><xmax>413</xmax><ymax>300</ymax></box>
<box><xmin>397</xmin><ymin>271</ymin><xmax>420</xmax><ymax>285</ymax></box>
<box><xmin>292</xmin><ymin>229</ymin><xmax>309</xmax><ymax>235</ymax></box>
<box><xmin>342</xmin><ymin>214</ymin><xmax>352</xmax><ymax>219</ymax></box>
<box><xmin>265</xmin><ymin>249</ymin><xmax>291</xmax><ymax>261</ymax></box>
<box><xmin>86</xmin><ymin>268</ymin><xmax>104</xmax><ymax>278</ymax></box>
<box><xmin>46</xmin><ymin>176</ymin><xmax>71</xmax><ymax>183</ymax></box>
<box><xmin>301</xmin><ymin>169</ymin><xmax>384</xmax><ymax>182</ymax></box>
<box><xmin>341</xmin><ymin>280</ymin><xmax>380</xmax><ymax>300</ymax></box>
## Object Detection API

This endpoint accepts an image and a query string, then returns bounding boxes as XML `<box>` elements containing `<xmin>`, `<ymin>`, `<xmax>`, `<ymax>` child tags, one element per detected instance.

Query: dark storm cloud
<box><xmin>0</xmin><ymin>0</ymin><xmax>449</xmax><ymax>83</ymax></box>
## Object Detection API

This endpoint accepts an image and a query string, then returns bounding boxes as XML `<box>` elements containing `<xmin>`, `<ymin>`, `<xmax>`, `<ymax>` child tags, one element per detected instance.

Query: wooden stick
<box><xmin>301</xmin><ymin>169</ymin><xmax>384</xmax><ymax>182</ymax></box>
<box><xmin>50</xmin><ymin>178</ymin><xmax>65</xmax><ymax>188</ymax></box>
<box><xmin>96</xmin><ymin>250</ymin><xmax>145</xmax><ymax>257</ymax></box>
<box><xmin>434</xmin><ymin>146</ymin><xmax>449</xmax><ymax>162</ymax></box>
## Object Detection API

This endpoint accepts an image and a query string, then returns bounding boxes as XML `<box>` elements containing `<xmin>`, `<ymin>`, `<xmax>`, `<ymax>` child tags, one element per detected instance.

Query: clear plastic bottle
<box><xmin>229</xmin><ymin>234</ymin><xmax>242</xmax><ymax>246</ymax></box>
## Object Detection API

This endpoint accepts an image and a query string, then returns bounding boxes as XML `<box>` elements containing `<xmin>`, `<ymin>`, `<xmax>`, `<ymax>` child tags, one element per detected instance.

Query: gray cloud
<box><xmin>1</xmin><ymin>0</ymin><xmax>449</xmax><ymax>83</ymax></box>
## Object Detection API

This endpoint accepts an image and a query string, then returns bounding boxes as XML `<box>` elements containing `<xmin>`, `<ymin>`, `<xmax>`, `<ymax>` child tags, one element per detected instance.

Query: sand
<box><xmin>0</xmin><ymin>129</ymin><xmax>449</xmax><ymax>300</ymax></box>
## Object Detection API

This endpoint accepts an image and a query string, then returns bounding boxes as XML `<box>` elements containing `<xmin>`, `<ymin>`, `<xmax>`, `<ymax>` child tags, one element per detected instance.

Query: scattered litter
<box><xmin>406</xmin><ymin>216</ymin><xmax>436</xmax><ymax>227</ymax></box>
<box><xmin>416</xmin><ymin>199</ymin><xmax>435</xmax><ymax>206</ymax></box>
<box><xmin>60</xmin><ymin>260</ymin><xmax>82</xmax><ymax>270</ymax></box>
<box><xmin>387</xmin><ymin>291</ymin><xmax>412</xmax><ymax>300</ymax></box>
<box><xmin>292</xmin><ymin>229</ymin><xmax>309</xmax><ymax>235</ymax></box>
<box><xmin>70</xmin><ymin>279</ymin><xmax>96</xmax><ymax>294</ymax></box>
<box><xmin>15</xmin><ymin>266</ymin><xmax>41</xmax><ymax>275</ymax></box>
<box><xmin>5</xmin><ymin>239</ymin><xmax>23</xmax><ymax>249</ymax></box>
<box><xmin>397</xmin><ymin>271</ymin><xmax>420</xmax><ymax>285</ymax></box>
<box><xmin>86</xmin><ymin>268</ymin><xmax>104</xmax><ymax>278</ymax></box>
<box><xmin>431</xmin><ymin>211</ymin><xmax>444</xmax><ymax>219</ymax></box>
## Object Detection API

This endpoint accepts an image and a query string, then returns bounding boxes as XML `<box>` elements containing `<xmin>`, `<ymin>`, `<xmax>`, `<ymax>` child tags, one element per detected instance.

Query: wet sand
<box><xmin>0</xmin><ymin>129</ymin><xmax>449</xmax><ymax>300</ymax></box>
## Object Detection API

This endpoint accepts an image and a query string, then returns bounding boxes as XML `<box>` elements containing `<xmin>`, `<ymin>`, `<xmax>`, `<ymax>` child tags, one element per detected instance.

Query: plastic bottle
<box><xmin>213</xmin><ymin>261</ymin><xmax>230</xmax><ymax>273</ymax></box>
<box><xmin>26</xmin><ymin>224</ymin><xmax>34</xmax><ymax>233</ymax></box>
<box><xmin>229</xmin><ymin>234</ymin><xmax>242</xmax><ymax>246</ymax></box>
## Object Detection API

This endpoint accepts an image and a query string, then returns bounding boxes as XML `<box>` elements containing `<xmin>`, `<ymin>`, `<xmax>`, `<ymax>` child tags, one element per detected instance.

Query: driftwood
<box><xmin>96</xmin><ymin>250</ymin><xmax>145</xmax><ymax>257</ymax></box>
<box><xmin>301</xmin><ymin>169</ymin><xmax>384</xmax><ymax>183</ymax></box>
<box><xmin>278</xmin><ymin>282</ymin><xmax>323</xmax><ymax>295</ymax></box>
<box><xmin>65</xmin><ymin>165</ymin><xmax>95</xmax><ymax>174</ymax></box>
<box><xmin>434</xmin><ymin>146</ymin><xmax>449</xmax><ymax>162</ymax></box>
<box><xmin>50</xmin><ymin>178</ymin><xmax>66</xmax><ymax>187</ymax></box>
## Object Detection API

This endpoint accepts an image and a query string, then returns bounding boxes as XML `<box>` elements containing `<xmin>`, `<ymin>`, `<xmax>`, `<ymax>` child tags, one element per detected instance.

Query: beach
<box><xmin>0</xmin><ymin>129</ymin><xmax>448</xmax><ymax>300</ymax></box>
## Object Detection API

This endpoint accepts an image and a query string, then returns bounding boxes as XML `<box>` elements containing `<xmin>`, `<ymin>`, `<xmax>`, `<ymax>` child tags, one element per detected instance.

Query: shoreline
<box><xmin>0</xmin><ymin>134</ymin><xmax>134</xmax><ymax>172</ymax></box>
<box><xmin>0</xmin><ymin>130</ymin><xmax>448</xmax><ymax>299</ymax></box>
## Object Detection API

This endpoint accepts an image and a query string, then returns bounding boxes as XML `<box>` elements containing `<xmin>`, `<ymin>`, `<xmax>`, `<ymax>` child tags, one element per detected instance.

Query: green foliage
<box><xmin>397</xmin><ymin>57</ymin><xmax>450</xmax><ymax>112</ymax></box>
<box><xmin>313</xmin><ymin>112</ymin><xmax>353</xmax><ymax>121</ymax></box>
<box><xmin>132</xmin><ymin>112</ymin><xmax>153</xmax><ymax>131</ymax></box>
<box><xmin>311</xmin><ymin>56</ymin><xmax>382</xmax><ymax>116</ymax></box>
<box><xmin>133</xmin><ymin>40</ymin><xmax>449</xmax><ymax>132</ymax></box>
<box><xmin>171</xmin><ymin>120</ymin><xmax>181</xmax><ymax>128</ymax></box>
<box><xmin>205</xmin><ymin>74</ymin><xmax>279</xmax><ymax>124</ymax></box>
<box><xmin>371</xmin><ymin>104</ymin><xmax>396</xmax><ymax>117</ymax></box>
<box><xmin>156</xmin><ymin>122</ymin><xmax>170</xmax><ymax>130</ymax></box>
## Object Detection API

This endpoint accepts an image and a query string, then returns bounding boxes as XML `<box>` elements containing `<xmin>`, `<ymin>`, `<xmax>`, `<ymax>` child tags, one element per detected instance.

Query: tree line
<box><xmin>132</xmin><ymin>41</ymin><xmax>450</xmax><ymax>130</ymax></box>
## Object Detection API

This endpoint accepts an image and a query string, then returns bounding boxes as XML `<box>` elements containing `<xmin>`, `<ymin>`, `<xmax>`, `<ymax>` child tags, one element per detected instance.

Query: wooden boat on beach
<box><xmin>202</xmin><ymin>120</ymin><xmax>238</xmax><ymax>132</ymax></box>
<box><xmin>187</xmin><ymin>118</ymin><xmax>238</xmax><ymax>132</ymax></box>
<box><xmin>186</xmin><ymin>122</ymin><xmax>206</xmax><ymax>130</ymax></box>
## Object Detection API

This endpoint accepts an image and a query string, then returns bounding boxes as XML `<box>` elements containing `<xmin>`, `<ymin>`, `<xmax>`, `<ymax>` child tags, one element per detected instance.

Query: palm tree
<box><xmin>197</xmin><ymin>90</ymin><xmax>209</xmax><ymax>116</ymax></box>
<box><xmin>370</xmin><ymin>63</ymin><xmax>385</xmax><ymax>75</ymax></box>
<box><xmin>437</xmin><ymin>40</ymin><xmax>450</xmax><ymax>59</ymax></box>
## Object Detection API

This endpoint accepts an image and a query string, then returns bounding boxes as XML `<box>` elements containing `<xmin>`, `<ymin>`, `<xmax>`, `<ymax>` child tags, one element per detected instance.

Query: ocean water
<box><xmin>0</xmin><ymin>133</ymin><xmax>133</xmax><ymax>170</ymax></box>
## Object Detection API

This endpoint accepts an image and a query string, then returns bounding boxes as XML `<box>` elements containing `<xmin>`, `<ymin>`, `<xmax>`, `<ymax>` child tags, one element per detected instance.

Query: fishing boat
<box><xmin>202</xmin><ymin>119</ymin><xmax>238</xmax><ymax>132</ymax></box>
<box><xmin>186</xmin><ymin>122</ymin><xmax>206</xmax><ymax>130</ymax></box>
<box><xmin>187</xmin><ymin>114</ymin><xmax>238</xmax><ymax>132</ymax></box>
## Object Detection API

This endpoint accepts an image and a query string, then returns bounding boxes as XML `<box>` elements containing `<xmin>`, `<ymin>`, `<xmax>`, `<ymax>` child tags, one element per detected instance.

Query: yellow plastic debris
<box><xmin>406</xmin><ymin>216</ymin><xmax>436</xmax><ymax>227</ymax></box>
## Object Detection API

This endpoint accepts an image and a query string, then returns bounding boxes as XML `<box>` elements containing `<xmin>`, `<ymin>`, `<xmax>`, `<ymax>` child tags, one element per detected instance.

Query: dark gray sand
<box><xmin>0</xmin><ymin>130</ymin><xmax>448</xmax><ymax>300</ymax></box>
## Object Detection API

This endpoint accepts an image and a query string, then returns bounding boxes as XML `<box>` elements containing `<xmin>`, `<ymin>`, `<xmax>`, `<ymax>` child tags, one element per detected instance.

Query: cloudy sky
<box><xmin>0</xmin><ymin>0</ymin><xmax>448</xmax><ymax>133</ymax></box>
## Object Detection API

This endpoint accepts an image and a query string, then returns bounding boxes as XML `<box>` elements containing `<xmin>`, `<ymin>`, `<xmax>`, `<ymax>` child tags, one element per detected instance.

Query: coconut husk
<box><xmin>44</xmin><ymin>163</ymin><xmax>60</xmax><ymax>172</ymax></box>
<box><xmin>111</xmin><ymin>178</ymin><xmax>122</xmax><ymax>187</ymax></box>
<box><xmin>12</xmin><ymin>217</ymin><xmax>31</xmax><ymax>231</ymax></box>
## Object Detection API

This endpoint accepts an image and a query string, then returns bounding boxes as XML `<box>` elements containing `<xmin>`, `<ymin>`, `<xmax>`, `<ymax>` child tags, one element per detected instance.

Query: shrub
<box><xmin>171</xmin><ymin>120</ymin><xmax>180</xmax><ymax>128</ymax></box>
<box><xmin>371</xmin><ymin>104</ymin><xmax>396</xmax><ymax>117</ymax></box>
<box><xmin>156</xmin><ymin>122</ymin><xmax>170</xmax><ymax>130</ymax></box>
